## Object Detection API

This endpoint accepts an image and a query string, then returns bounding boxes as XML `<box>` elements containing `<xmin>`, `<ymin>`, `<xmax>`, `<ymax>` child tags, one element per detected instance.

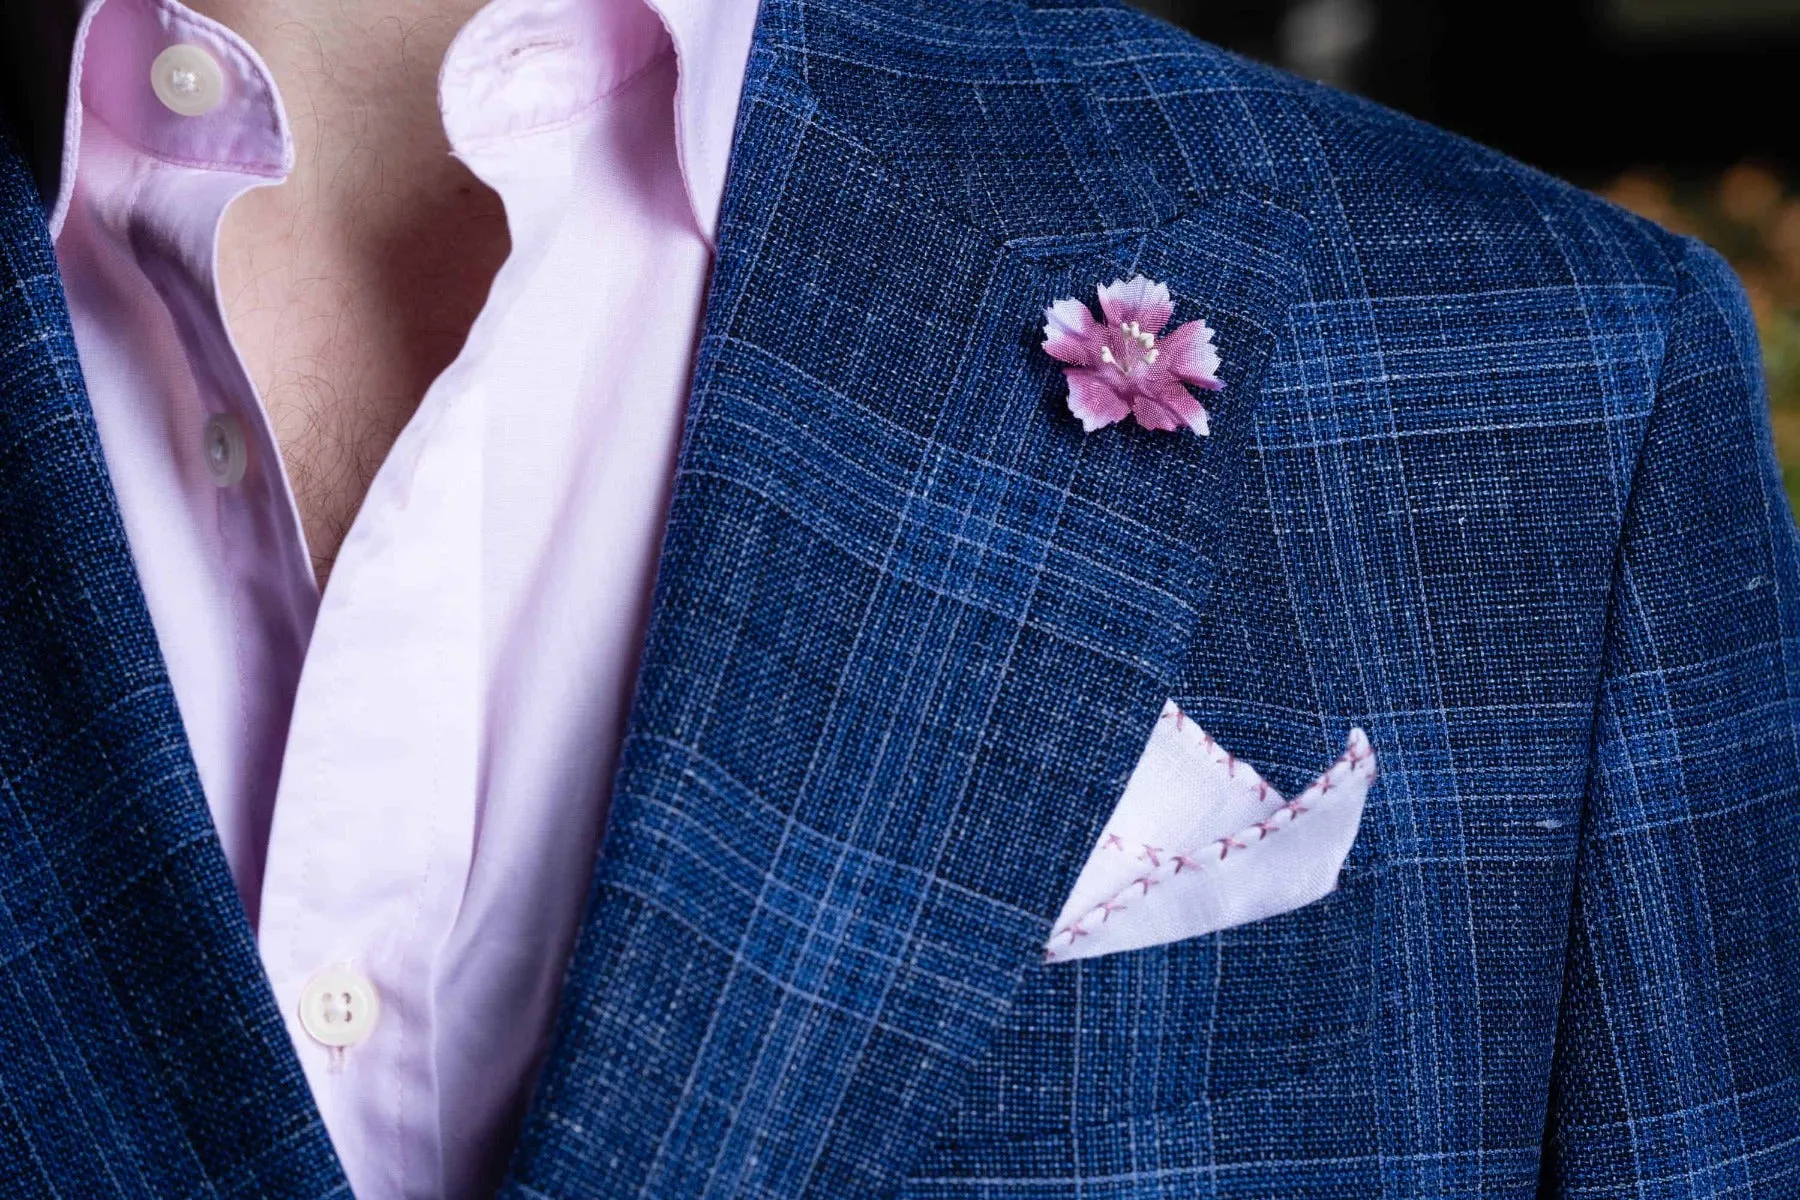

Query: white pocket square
<box><xmin>1045</xmin><ymin>701</ymin><xmax>1375</xmax><ymax>963</ymax></box>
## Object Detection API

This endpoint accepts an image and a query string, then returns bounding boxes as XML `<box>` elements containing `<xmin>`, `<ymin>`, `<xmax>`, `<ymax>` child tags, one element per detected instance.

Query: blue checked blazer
<box><xmin>1</xmin><ymin>0</ymin><xmax>1796</xmax><ymax>1195</ymax></box>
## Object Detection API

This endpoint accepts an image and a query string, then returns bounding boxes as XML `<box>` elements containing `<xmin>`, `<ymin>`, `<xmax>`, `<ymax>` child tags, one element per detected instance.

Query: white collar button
<box><xmin>150</xmin><ymin>44</ymin><xmax>225</xmax><ymax>117</ymax></box>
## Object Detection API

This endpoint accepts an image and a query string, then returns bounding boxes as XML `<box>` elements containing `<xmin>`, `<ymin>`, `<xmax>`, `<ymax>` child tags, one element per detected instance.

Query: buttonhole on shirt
<box><xmin>503</xmin><ymin>37</ymin><xmax>578</xmax><ymax>70</ymax></box>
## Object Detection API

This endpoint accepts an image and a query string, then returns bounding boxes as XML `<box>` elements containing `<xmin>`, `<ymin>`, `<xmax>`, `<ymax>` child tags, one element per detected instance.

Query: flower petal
<box><xmin>1096</xmin><ymin>275</ymin><xmax>1174</xmax><ymax>335</ymax></box>
<box><xmin>1043</xmin><ymin>298</ymin><xmax>1102</xmax><ymax>366</ymax></box>
<box><xmin>1130</xmin><ymin>378</ymin><xmax>1211</xmax><ymax>436</ymax></box>
<box><xmin>1157</xmin><ymin>318</ymin><xmax>1224</xmax><ymax>390</ymax></box>
<box><xmin>1064</xmin><ymin>368</ymin><xmax>1131</xmax><ymax>432</ymax></box>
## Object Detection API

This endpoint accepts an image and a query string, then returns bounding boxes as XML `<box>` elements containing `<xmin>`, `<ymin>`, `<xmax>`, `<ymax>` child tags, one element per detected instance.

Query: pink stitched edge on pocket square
<box><xmin>1044</xmin><ymin>708</ymin><xmax>1375</xmax><ymax>964</ymax></box>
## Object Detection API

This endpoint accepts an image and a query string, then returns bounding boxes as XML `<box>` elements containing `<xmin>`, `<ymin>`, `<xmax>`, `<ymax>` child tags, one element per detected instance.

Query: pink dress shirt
<box><xmin>45</xmin><ymin>0</ymin><xmax>758</xmax><ymax>1194</ymax></box>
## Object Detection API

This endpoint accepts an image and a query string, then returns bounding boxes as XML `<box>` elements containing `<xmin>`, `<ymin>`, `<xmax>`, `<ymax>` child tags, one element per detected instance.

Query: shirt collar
<box><xmin>37</xmin><ymin>0</ymin><xmax>756</xmax><ymax>245</ymax></box>
<box><xmin>645</xmin><ymin>0</ymin><xmax>761</xmax><ymax>247</ymax></box>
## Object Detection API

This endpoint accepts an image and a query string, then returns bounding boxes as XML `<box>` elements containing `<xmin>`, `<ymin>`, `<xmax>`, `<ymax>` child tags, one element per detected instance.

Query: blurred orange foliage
<box><xmin>1603</xmin><ymin>164</ymin><xmax>1800</xmax><ymax>507</ymax></box>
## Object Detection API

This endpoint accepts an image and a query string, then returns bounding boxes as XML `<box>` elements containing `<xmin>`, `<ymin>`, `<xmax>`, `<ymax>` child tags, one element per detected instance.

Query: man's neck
<box><xmin>187</xmin><ymin>0</ymin><xmax>491</xmax><ymax>122</ymax></box>
<box><xmin>186</xmin><ymin>0</ymin><xmax>511</xmax><ymax>588</ymax></box>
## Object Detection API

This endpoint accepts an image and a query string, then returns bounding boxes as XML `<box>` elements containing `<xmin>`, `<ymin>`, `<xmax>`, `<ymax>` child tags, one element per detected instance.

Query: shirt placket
<box><xmin>255</xmin><ymin>381</ymin><xmax>483</xmax><ymax>1199</ymax></box>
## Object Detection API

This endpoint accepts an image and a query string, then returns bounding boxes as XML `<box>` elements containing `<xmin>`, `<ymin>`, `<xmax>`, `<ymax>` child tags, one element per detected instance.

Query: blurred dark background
<box><xmin>1132</xmin><ymin>0</ymin><xmax>1800</xmax><ymax>180</ymax></box>
<box><xmin>1132</xmin><ymin>0</ymin><xmax>1800</xmax><ymax>498</ymax></box>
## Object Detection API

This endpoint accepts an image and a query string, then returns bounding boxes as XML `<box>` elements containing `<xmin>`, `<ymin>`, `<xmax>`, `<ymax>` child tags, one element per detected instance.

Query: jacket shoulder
<box><xmin>1045</xmin><ymin>1</ymin><xmax>1685</xmax><ymax>293</ymax></box>
<box><xmin>785</xmin><ymin>0</ymin><xmax>1684</xmax><ymax>292</ymax></box>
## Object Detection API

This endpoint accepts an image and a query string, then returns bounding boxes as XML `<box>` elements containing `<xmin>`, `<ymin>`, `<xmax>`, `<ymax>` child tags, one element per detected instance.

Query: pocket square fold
<box><xmin>1046</xmin><ymin>702</ymin><xmax>1375</xmax><ymax>963</ymax></box>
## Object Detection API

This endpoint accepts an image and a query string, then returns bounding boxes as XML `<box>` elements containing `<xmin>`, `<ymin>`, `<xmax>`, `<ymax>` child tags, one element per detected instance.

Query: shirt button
<box><xmin>150</xmin><ymin>44</ymin><xmax>225</xmax><ymax>117</ymax></box>
<box><xmin>298</xmin><ymin>966</ymin><xmax>381</xmax><ymax>1048</ymax></box>
<box><xmin>203</xmin><ymin>413</ymin><xmax>247</xmax><ymax>486</ymax></box>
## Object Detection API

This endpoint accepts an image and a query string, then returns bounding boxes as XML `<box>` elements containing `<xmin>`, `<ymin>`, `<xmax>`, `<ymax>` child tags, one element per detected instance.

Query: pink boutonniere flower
<box><xmin>1042</xmin><ymin>275</ymin><xmax>1223</xmax><ymax>435</ymax></box>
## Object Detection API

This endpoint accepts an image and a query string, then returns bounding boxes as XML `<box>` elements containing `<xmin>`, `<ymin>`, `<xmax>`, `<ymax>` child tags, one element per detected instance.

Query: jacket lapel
<box><xmin>506</xmin><ymin>1</ymin><xmax>1318</xmax><ymax>1195</ymax></box>
<box><xmin>0</xmin><ymin>132</ymin><xmax>343</xmax><ymax>1196</ymax></box>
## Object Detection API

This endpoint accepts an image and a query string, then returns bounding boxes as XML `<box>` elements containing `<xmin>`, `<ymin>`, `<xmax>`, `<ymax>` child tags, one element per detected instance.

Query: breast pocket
<box><xmin>908</xmin><ymin>861</ymin><xmax>1381</xmax><ymax>1194</ymax></box>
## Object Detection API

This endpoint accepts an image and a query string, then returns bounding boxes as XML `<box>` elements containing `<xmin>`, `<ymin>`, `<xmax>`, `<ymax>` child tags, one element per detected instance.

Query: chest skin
<box><xmin>203</xmin><ymin>0</ymin><xmax>510</xmax><ymax>587</ymax></box>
